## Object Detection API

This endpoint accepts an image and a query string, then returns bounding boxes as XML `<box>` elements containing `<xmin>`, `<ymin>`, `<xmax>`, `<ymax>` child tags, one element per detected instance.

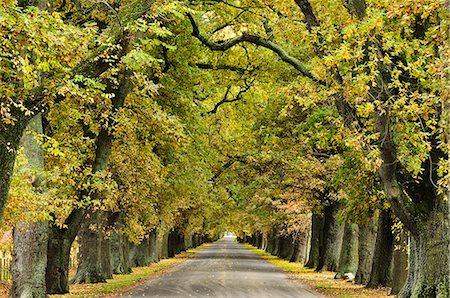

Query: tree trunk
<box><xmin>355</xmin><ymin>212</ymin><xmax>377</xmax><ymax>285</ymax></box>
<box><xmin>9</xmin><ymin>114</ymin><xmax>48</xmax><ymax>298</ymax></box>
<box><xmin>316</xmin><ymin>202</ymin><xmax>344</xmax><ymax>272</ymax></box>
<box><xmin>367</xmin><ymin>209</ymin><xmax>394</xmax><ymax>288</ymax></box>
<box><xmin>130</xmin><ymin>238</ymin><xmax>150</xmax><ymax>267</ymax></box>
<box><xmin>46</xmin><ymin>209</ymin><xmax>85</xmax><ymax>294</ymax></box>
<box><xmin>0</xmin><ymin>113</ymin><xmax>28</xmax><ymax>225</ymax></box>
<box><xmin>159</xmin><ymin>230</ymin><xmax>169</xmax><ymax>259</ymax></box>
<box><xmin>289</xmin><ymin>234</ymin><xmax>300</xmax><ymax>263</ymax></box>
<box><xmin>306</xmin><ymin>214</ymin><xmax>323</xmax><ymax>268</ymax></box>
<box><xmin>149</xmin><ymin>231</ymin><xmax>159</xmax><ymax>263</ymax></box>
<box><xmin>398</xmin><ymin>206</ymin><xmax>450</xmax><ymax>298</ymax></box>
<box><xmin>391</xmin><ymin>229</ymin><xmax>408</xmax><ymax>295</ymax></box>
<box><xmin>111</xmin><ymin>232</ymin><xmax>132</xmax><ymax>274</ymax></box>
<box><xmin>101</xmin><ymin>237</ymin><xmax>113</xmax><ymax>279</ymax></box>
<box><xmin>298</xmin><ymin>223</ymin><xmax>311</xmax><ymax>264</ymax></box>
<box><xmin>335</xmin><ymin>223</ymin><xmax>359</xmax><ymax>279</ymax></box>
<box><xmin>72</xmin><ymin>212</ymin><xmax>106</xmax><ymax>284</ymax></box>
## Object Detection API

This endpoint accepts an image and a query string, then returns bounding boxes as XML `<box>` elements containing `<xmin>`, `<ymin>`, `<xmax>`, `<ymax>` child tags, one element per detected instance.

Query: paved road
<box><xmin>120</xmin><ymin>236</ymin><xmax>322</xmax><ymax>298</ymax></box>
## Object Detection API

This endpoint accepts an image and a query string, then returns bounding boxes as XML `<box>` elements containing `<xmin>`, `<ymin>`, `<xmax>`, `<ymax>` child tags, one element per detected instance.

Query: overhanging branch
<box><xmin>187</xmin><ymin>12</ymin><xmax>327</xmax><ymax>86</ymax></box>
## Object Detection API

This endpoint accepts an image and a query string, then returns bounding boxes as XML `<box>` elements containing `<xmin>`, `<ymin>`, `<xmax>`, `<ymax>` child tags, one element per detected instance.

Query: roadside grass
<box><xmin>244</xmin><ymin>245</ymin><xmax>392</xmax><ymax>298</ymax></box>
<box><xmin>50</xmin><ymin>244</ymin><xmax>208</xmax><ymax>298</ymax></box>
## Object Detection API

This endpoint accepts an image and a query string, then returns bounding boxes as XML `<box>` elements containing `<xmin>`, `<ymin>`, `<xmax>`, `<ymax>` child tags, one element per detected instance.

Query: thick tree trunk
<box><xmin>72</xmin><ymin>212</ymin><xmax>106</xmax><ymax>284</ymax></box>
<box><xmin>298</xmin><ymin>223</ymin><xmax>311</xmax><ymax>264</ymax></box>
<box><xmin>289</xmin><ymin>235</ymin><xmax>300</xmax><ymax>263</ymax></box>
<box><xmin>398</xmin><ymin>206</ymin><xmax>450</xmax><ymax>298</ymax></box>
<box><xmin>367</xmin><ymin>209</ymin><xmax>394</xmax><ymax>288</ymax></box>
<box><xmin>101</xmin><ymin>237</ymin><xmax>113</xmax><ymax>279</ymax></box>
<box><xmin>149</xmin><ymin>231</ymin><xmax>159</xmax><ymax>263</ymax></box>
<box><xmin>316</xmin><ymin>202</ymin><xmax>344</xmax><ymax>272</ymax></box>
<box><xmin>10</xmin><ymin>222</ymin><xmax>48</xmax><ymax>298</ymax></box>
<box><xmin>391</xmin><ymin>229</ymin><xmax>408</xmax><ymax>295</ymax></box>
<box><xmin>335</xmin><ymin>223</ymin><xmax>359</xmax><ymax>279</ymax></box>
<box><xmin>111</xmin><ymin>232</ymin><xmax>132</xmax><ymax>274</ymax></box>
<box><xmin>159</xmin><ymin>231</ymin><xmax>169</xmax><ymax>259</ymax></box>
<box><xmin>130</xmin><ymin>238</ymin><xmax>150</xmax><ymax>267</ymax></box>
<box><xmin>261</xmin><ymin>233</ymin><xmax>268</xmax><ymax>251</ymax></box>
<box><xmin>306</xmin><ymin>214</ymin><xmax>323</xmax><ymax>268</ymax></box>
<box><xmin>355</xmin><ymin>213</ymin><xmax>377</xmax><ymax>285</ymax></box>
<box><xmin>266</xmin><ymin>232</ymin><xmax>275</xmax><ymax>254</ymax></box>
<box><xmin>0</xmin><ymin>112</ymin><xmax>28</xmax><ymax>225</ymax></box>
<box><xmin>9</xmin><ymin>114</ymin><xmax>48</xmax><ymax>298</ymax></box>
<box><xmin>46</xmin><ymin>209</ymin><xmax>86</xmax><ymax>294</ymax></box>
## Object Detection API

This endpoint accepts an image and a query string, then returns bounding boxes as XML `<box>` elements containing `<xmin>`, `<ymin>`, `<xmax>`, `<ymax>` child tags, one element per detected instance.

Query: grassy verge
<box><xmin>50</xmin><ymin>244</ymin><xmax>208</xmax><ymax>298</ymax></box>
<box><xmin>244</xmin><ymin>245</ymin><xmax>392</xmax><ymax>298</ymax></box>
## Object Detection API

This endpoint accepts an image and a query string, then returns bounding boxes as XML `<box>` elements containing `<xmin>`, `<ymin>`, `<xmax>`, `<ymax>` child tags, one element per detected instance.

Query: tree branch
<box><xmin>187</xmin><ymin>12</ymin><xmax>327</xmax><ymax>86</ymax></box>
<box><xmin>207</xmin><ymin>80</ymin><xmax>252</xmax><ymax>114</ymax></box>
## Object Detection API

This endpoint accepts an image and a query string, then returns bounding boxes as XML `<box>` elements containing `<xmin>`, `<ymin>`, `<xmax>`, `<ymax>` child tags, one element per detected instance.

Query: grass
<box><xmin>49</xmin><ymin>244</ymin><xmax>208</xmax><ymax>298</ymax></box>
<box><xmin>244</xmin><ymin>244</ymin><xmax>392</xmax><ymax>298</ymax></box>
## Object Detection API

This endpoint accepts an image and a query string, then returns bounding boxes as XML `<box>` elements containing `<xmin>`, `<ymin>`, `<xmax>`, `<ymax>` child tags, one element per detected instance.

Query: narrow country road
<box><xmin>120</xmin><ymin>236</ymin><xmax>322</xmax><ymax>298</ymax></box>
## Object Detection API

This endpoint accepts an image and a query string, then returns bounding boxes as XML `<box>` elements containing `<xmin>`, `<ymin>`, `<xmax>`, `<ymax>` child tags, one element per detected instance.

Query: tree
<box><xmin>188</xmin><ymin>0</ymin><xmax>449</xmax><ymax>295</ymax></box>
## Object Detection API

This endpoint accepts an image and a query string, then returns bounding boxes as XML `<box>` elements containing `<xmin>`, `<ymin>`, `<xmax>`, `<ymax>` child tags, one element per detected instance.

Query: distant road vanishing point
<box><xmin>120</xmin><ymin>236</ymin><xmax>323</xmax><ymax>298</ymax></box>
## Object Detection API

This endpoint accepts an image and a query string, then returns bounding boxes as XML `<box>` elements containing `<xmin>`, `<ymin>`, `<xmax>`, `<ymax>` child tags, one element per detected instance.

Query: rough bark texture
<box><xmin>148</xmin><ymin>231</ymin><xmax>159</xmax><ymax>263</ymax></box>
<box><xmin>130</xmin><ymin>238</ymin><xmax>150</xmax><ymax>267</ymax></box>
<box><xmin>355</xmin><ymin>213</ymin><xmax>377</xmax><ymax>285</ymax></box>
<box><xmin>335</xmin><ymin>223</ymin><xmax>359</xmax><ymax>279</ymax></box>
<box><xmin>111</xmin><ymin>232</ymin><xmax>132</xmax><ymax>274</ymax></box>
<box><xmin>367</xmin><ymin>209</ymin><xmax>394</xmax><ymax>288</ymax></box>
<box><xmin>391</xmin><ymin>229</ymin><xmax>408</xmax><ymax>295</ymax></box>
<box><xmin>10</xmin><ymin>222</ymin><xmax>49</xmax><ymax>298</ymax></box>
<box><xmin>398</xmin><ymin>205</ymin><xmax>450</xmax><ymax>298</ymax></box>
<box><xmin>306</xmin><ymin>214</ymin><xmax>323</xmax><ymax>268</ymax></box>
<box><xmin>316</xmin><ymin>202</ymin><xmax>344</xmax><ymax>272</ymax></box>
<box><xmin>46</xmin><ymin>209</ymin><xmax>85</xmax><ymax>294</ymax></box>
<box><xmin>9</xmin><ymin>114</ymin><xmax>48</xmax><ymax>298</ymax></box>
<box><xmin>72</xmin><ymin>212</ymin><xmax>106</xmax><ymax>284</ymax></box>
<box><xmin>101</xmin><ymin>237</ymin><xmax>113</xmax><ymax>279</ymax></box>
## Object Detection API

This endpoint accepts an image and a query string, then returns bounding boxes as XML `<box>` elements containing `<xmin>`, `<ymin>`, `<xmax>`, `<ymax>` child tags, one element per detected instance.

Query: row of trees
<box><xmin>1</xmin><ymin>0</ymin><xmax>228</xmax><ymax>296</ymax></box>
<box><xmin>0</xmin><ymin>0</ymin><xmax>449</xmax><ymax>297</ymax></box>
<box><xmin>185</xmin><ymin>1</ymin><xmax>449</xmax><ymax>298</ymax></box>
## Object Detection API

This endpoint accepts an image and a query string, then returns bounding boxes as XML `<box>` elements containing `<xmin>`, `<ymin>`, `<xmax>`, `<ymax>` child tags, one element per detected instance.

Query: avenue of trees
<box><xmin>0</xmin><ymin>0</ymin><xmax>449</xmax><ymax>297</ymax></box>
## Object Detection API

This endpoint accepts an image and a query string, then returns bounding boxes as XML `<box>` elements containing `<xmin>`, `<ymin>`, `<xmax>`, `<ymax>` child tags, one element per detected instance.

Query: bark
<box><xmin>72</xmin><ymin>212</ymin><xmax>106</xmax><ymax>284</ymax></box>
<box><xmin>277</xmin><ymin>234</ymin><xmax>294</xmax><ymax>260</ymax></box>
<box><xmin>299</xmin><ymin>222</ymin><xmax>312</xmax><ymax>264</ymax></box>
<box><xmin>335</xmin><ymin>223</ymin><xmax>359</xmax><ymax>279</ymax></box>
<box><xmin>265</xmin><ymin>232</ymin><xmax>276</xmax><ymax>254</ymax></box>
<box><xmin>110</xmin><ymin>232</ymin><xmax>132</xmax><ymax>274</ymax></box>
<box><xmin>398</xmin><ymin>205</ymin><xmax>450</xmax><ymax>298</ymax></box>
<box><xmin>0</xmin><ymin>116</ymin><xmax>28</xmax><ymax>225</ymax></box>
<box><xmin>130</xmin><ymin>238</ymin><xmax>150</xmax><ymax>267</ymax></box>
<box><xmin>9</xmin><ymin>114</ymin><xmax>48</xmax><ymax>298</ymax></box>
<box><xmin>316</xmin><ymin>202</ymin><xmax>344</xmax><ymax>272</ymax></box>
<box><xmin>46</xmin><ymin>209</ymin><xmax>85</xmax><ymax>294</ymax></box>
<box><xmin>159</xmin><ymin>231</ymin><xmax>169</xmax><ymax>259</ymax></box>
<box><xmin>367</xmin><ymin>209</ymin><xmax>394</xmax><ymax>288</ymax></box>
<box><xmin>306</xmin><ymin>214</ymin><xmax>323</xmax><ymax>268</ymax></box>
<box><xmin>355</xmin><ymin>213</ymin><xmax>377</xmax><ymax>285</ymax></box>
<box><xmin>289</xmin><ymin>233</ymin><xmax>304</xmax><ymax>263</ymax></box>
<box><xmin>101</xmin><ymin>237</ymin><xmax>113</xmax><ymax>279</ymax></box>
<box><xmin>391</xmin><ymin>229</ymin><xmax>408</xmax><ymax>295</ymax></box>
<box><xmin>148</xmin><ymin>231</ymin><xmax>159</xmax><ymax>263</ymax></box>
<box><xmin>261</xmin><ymin>233</ymin><xmax>268</xmax><ymax>251</ymax></box>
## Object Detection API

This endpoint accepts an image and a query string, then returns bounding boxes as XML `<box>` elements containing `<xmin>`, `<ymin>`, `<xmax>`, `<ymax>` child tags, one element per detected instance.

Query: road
<box><xmin>120</xmin><ymin>236</ymin><xmax>322</xmax><ymax>298</ymax></box>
